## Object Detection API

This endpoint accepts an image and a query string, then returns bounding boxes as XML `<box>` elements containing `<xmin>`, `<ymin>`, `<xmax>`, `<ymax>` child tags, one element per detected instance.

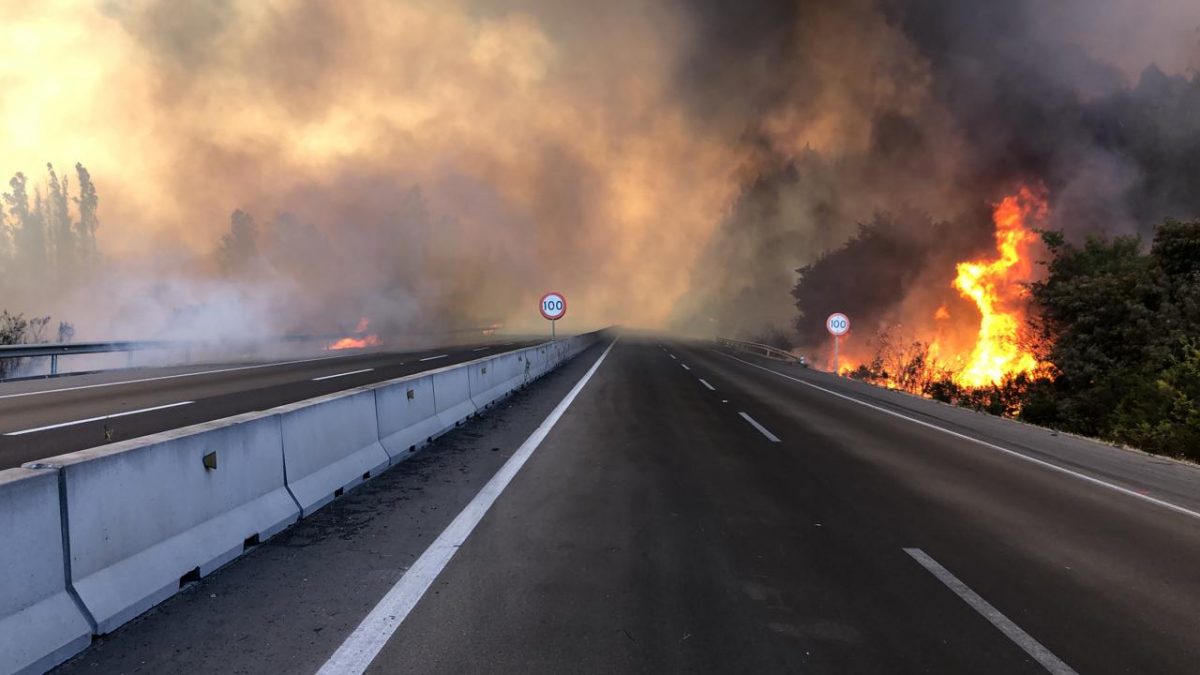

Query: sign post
<box><xmin>825</xmin><ymin>312</ymin><xmax>849</xmax><ymax>374</ymax></box>
<box><xmin>540</xmin><ymin>292</ymin><xmax>567</xmax><ymax>339</ymax></box>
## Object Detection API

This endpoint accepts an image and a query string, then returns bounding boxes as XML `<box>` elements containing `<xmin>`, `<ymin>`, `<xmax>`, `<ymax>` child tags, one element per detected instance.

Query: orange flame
<box><xmin>952</xmin><ymin>186</ymin><xmax>1046</xmax><ymax>386</ymax></box>
<box><xmin>327</xmin><ymin>317</ymin><xmax>382</xmax><ymax>351</ymax></box>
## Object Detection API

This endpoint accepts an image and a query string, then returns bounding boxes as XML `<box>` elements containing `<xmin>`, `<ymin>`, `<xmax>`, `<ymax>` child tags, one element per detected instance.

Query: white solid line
<box><xmin>699</xmin><ymin>379</ymin><xmax>716</xmax><ymax>391</ymax></box>
<box><xmin>312</xmin><ymin>368</ymin><xmax>375</xmax><ymax>382</ymax></box>
<box><xmin>681</xmin><ymin>364</ymin><xmax>690</xmax><ymax>371</ymax></box>
<box><xmin>720</xmin><ymin>352</ymin><xmax>1200</xmax><ymax>523</ymax></box>
<box><xmin>472</xmin><ymin>347</ymin><xmax>491</xmax><ymax>352</ymax></box>
<box><xmin>5</xmin><ymin>400</ymin><xmax>195</xmax><ymax>435</ymax></box>
<box><xmin>0</xmin><ymin>354</ymin><xmax>349</xmax><ymax>401</ymax></box>
<box><xmin>739</xmin><ymin>412</ymin><xmax>780</xmax><ymax>442</ymax></box>
<box><xmin>904</xmin><ymin>548</ymin><xmax>1077</xmax><ymax>674</ymax></box>
<box><xmin>318</xmin><ymin>338</ymin><xmax>619</xmax><ymax>675</ymax></box>
<box><xmin>419</xmin><ymin>354</ymin><xmax>448</xmax><ymax>362</ymax></box>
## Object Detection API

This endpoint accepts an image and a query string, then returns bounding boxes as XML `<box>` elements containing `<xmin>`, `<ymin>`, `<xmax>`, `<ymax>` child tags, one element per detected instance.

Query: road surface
<box><xmin>0</xmin><ymin>339</ymin><xmax>540</xmax><ymax>469</ymax></box>
<box><xmin>51</xmin><ymin>335</ymin><xmax>1200</xmax><ymax>674</ymax></box>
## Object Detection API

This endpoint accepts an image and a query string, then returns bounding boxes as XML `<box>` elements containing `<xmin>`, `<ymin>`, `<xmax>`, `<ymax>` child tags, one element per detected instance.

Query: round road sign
<box><xmin>826</xmin><ymin>312</ymin><xmax>850</xmax><ymax>336</ymax></box>
<box><xmin>540</xmin><ymin>292</ymin><xmax>567</xmax><ymax>321</ymax></box>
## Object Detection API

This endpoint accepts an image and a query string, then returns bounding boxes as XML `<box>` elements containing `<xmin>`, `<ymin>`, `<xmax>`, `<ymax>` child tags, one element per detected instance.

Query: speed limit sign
<box><xmin>826</xmin><ymin>313</ymin><xmax>850</xmax><ymax>336</ymax></box>
<box><xmin>540</xmin><ymin>292</ymin><xmax>567</xmax><ymax>321</ymax></box>
<box><xmin>826</xmin><ymin>312</ymin><xmax>849</xmax><ymax>375</ymax></box>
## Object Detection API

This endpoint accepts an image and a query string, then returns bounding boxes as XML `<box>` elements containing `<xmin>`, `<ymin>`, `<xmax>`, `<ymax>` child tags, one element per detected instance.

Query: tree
<box><xmin>5</xmin><ymin>172</ymin><xmax>46</xmax><ymax>271</ymax></box>
<box><xmin>73</xmin><ymin>162</ymin><xmax>99</xmax><ymax>262</ymax></box>
<box><xmin>46</xmin><ymin>163</ymin><xmax>74</xmax><ymax>273</ymax></box>
<box><xmin>1109</xmin><ymin>340</ymin><xmax>1200</xmax><ymax>455</ymax></box>
<box><xmin>0</xmin><ymin>198</ymin><xmax>8</xmax><ymax>263</ymax></box>
<box><xmin>1026</xmin><ymin>221</ymin><xmax>1200</xmax><ymax>459</ymax></box>
<box><xmin>217</xmin><ymin>209</ymin><xmax>259</xmax><ymax>275</ymax></box>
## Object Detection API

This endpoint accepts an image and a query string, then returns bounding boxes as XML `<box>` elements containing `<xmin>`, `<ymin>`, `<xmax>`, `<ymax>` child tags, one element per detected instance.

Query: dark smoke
<box><xmin>4</xmin><ymin>1</ymin><xmax>1198</xmax><ymax>344</ymax></box>
<box><xmin>673</xmin><ymin>0</ymin><xmax>1200</xmax><ymax>344</ymax></box>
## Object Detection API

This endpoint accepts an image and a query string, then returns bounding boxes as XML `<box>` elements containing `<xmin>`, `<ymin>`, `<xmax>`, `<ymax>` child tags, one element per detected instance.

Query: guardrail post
<box><xmin>50</xmin><ymin>354</ymin><xmax>58</xmax><ymax>375</ymax></box>
<box><xmin>127</xmin><ymin>350</ymin><xmax>133</xmax><ymax>368</ymax></box>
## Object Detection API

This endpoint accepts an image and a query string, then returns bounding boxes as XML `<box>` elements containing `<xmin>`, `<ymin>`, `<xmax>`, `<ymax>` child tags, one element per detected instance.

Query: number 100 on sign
<box><xmin>826</xmin><ymin>313</ymin><xmax>849</xmax><ymax>336</ymax></box>
<box><xmin>540</xmin><ymin>292</ymin><xmax>567</xmax><ymax>321</ymax></box>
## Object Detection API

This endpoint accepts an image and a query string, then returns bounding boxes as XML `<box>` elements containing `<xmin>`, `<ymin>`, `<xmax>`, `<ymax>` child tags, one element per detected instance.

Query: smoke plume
<box><xmin>0</xmin><ymin>0</ymin><xmax>1197</xmax><ymax>346</ymax></box>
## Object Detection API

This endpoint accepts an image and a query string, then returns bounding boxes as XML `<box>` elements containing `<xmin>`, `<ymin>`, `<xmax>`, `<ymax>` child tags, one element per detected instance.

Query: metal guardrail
<box><xmin>0</xmin><ymin>341</ymin><xmax>184</xmax><ymax>376</ymax></box>
<box><xmin>716</xmin><ymin>337</ymin><xmax>807</xmax><ymax>366</ymax></box>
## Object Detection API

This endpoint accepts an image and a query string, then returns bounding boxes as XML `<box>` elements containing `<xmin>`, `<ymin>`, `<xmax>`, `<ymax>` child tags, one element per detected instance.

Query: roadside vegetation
<box><xmin>1021</xmin><ymin>221</ymin><xmax>1200</xmax><ymax>457</ymax></box>
<box><xmin>795</xmin><ymin>220</ymin><xmax>1200</xmax><ymax>461</ymax></box>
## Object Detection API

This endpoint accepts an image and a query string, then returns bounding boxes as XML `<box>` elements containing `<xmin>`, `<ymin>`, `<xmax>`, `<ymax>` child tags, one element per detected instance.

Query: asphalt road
<box><xmin>51</xmin><ymin>336</ymin><xmax>1200</xmax><ymax>674</ymax></box>
<box><xmin>0</xmin><ymin>338</ymin><xmax>541</xmax><ymax>469</ymax></box>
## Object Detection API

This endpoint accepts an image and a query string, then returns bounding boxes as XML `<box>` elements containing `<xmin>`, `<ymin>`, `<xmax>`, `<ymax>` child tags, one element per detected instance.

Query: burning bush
<box><xmin>794</xmin><ymin>189</ymin><xmax>1200</xmax><ymax>459</ymax></box>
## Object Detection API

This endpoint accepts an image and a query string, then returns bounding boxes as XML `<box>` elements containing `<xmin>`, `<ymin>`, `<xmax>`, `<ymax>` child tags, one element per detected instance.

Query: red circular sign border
<box><xmin>540</xmin><ymin>292</ymin><xmax>567</xmax><ymax>321</ymax></box>
<box><xmin>826</xmin><ymin>312</ymin><xmax>850</xmax><ymax>336</ymax></box>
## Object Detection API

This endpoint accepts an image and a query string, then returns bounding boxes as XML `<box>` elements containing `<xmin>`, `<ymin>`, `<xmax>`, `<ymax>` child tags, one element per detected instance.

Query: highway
<box><xmin>50</xmin><ymin>335</ymin><xmax>1200</xmax><ymax>674</ymax></box>
<box><xmin>0</xmin><ymin>339</ymin><xmax>540</xmax><ymax>469</ymax></box>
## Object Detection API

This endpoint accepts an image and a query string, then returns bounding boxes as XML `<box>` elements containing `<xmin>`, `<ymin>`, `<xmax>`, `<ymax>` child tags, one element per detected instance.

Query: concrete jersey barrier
<box><xmin>432</xmin><ymin>367</ymin><xmax>477</xmax><ymax>431</ymax></box>
<box><xmin>37</xmin><ymin>412</ymin><xmax>299</xmax><ymax>636</ymax></box>
<box><xmin>528</xmin><ymin>344</ymin><xmax>550</xmax><ymax>379</ymax></box>
<box><xmin>9</xmin><ymin>330</ymin><xmax>603</xmax><ymax>669</ymax></box>
<box><xmin>279</xmin><ymin>389</ymin><xmax>390</xmax><ymax>517</ymax></box>
<box><xmin>493</xmin><ymin>351</ymin><xmax>526</xmax><ymax>396</ymax></box>
<box><xmin>0</xmin><ymin>468</ymin><xmax>92</xmax><ymax>675</ymax></box>
<box><xmin>376</xmin><ymin>374</ymin><xmax>443</xmax><ymax>462</ymax></box>
<box><xmin>468</xmin><ymin>357</ymin><xmax>508</xmax><ymax>409</ymax></box>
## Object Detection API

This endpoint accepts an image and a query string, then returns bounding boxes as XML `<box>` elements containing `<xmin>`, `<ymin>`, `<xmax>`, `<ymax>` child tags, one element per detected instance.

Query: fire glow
<box><xmin>835</xmin><ymin>185</ymin><xmax>1049</xmax><ymax>391</ymax></box>
<box><xmin>951</xmin><ymin>186</ymin><xmax>1046</xmax><ymax>386</ymax></box>
<box><xmin>327</xmin><ymin>318</ymin><xmax>382</xmax><ymax>351</ymax></box>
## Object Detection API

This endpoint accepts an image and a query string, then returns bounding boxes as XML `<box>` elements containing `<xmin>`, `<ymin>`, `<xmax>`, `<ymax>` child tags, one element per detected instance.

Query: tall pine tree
<box><xmin>46</xmin><ymin>163</ymin><xmax>74</xmax><ymax>274</ymax></box>
<box><xmin>73</xmin><ymin>163</ymin><xmax>98</xmax><ymax>262</ymax></box>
